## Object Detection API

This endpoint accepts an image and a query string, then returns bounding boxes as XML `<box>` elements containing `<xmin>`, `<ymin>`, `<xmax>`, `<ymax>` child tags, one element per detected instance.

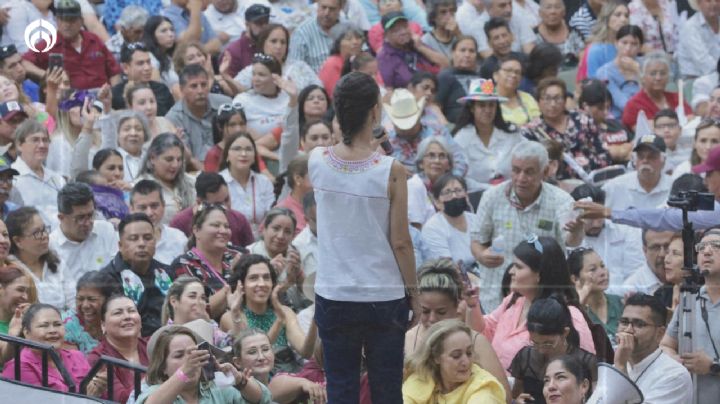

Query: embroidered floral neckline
<box><xmin>324</xmin><ymin>147</ymin><xmax>382</xmax><ymax>173</ymax></box>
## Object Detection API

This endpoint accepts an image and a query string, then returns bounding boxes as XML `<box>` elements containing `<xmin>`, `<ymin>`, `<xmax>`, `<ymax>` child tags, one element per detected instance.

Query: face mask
<box><xmin>443</xmin><ymin>197</ymin><xmax>468</xmax><ymax>217</ymax></box>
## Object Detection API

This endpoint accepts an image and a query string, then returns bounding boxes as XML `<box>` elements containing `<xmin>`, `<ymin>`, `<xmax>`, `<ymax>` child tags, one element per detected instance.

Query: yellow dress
<box><xmin>500</xmin><ymin>91</ymin><xmax>541</xmax><ymax>126</ymax></box>
<box><xmin>402</xmin><ymin>364</ymin><xmax>506</xmax><ymax>404</ymax></box>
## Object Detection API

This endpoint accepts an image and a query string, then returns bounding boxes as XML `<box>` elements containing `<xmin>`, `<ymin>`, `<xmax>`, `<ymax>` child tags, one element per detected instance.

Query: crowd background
<box><xmin>0</xmin><ymin>0</ymin><xmax>718</xmax><ymax>402</ymax></box>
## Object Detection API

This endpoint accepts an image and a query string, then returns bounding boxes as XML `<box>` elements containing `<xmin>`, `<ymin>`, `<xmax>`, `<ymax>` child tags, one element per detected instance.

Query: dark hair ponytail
<box><xmin>333</xmin><ymin>72</ymin><xmax>379</xmax><ymax>145</ymax></box>
<box><xmin>527</xmin><ymin>294</ymin><xmax>580</xmax><ymax>348</ymax></box>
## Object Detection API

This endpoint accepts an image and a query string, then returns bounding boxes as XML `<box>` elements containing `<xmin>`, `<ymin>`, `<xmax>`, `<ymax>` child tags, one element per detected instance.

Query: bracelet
<box><xmin>233</xmin><ymin>316</ymin><xmax>245</xmax><ymax>325</ymax></box>
<box><xmin>175</xmin><ymin>368</ymin><xmax>191</xmax><ymax>383</ymax></box>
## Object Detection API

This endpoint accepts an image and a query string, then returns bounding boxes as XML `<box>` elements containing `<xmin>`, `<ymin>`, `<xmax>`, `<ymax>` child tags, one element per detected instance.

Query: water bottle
<box><xmin>491</xmin><ymin>235</ymin><xmax>505</xmax><ymax>254</ymax></box>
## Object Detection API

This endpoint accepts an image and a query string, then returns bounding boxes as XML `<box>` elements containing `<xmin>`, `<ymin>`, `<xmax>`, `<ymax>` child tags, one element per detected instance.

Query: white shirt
<box><xmin>234</xmin><ymin>60</ymin><xmax>321</xmax><ymax>101</ymax></box>
<box><xmin>118</xmin><ymin>147</ymin><xmax>143</xmax><ymax>183</ymax></box>
<box><xmin>220</xmin><ymin>169</ymin><xmax>275</xmax><ymax>232</ymax></box>
<box><xmin>47</xmin><ymin>134</ymin><xmax>98</xmax><ymax>179</ymax></box>
<box><xmin>292</xmin><ymin>226</ymin><xmax>318</xmax><ymax>277</ymax></box>
<box><xmin>12</xmin><ymin>157</ymin><xmax>67</xmax><ymax>230</ymax></box>
<box><xmin>203</xmin><ymin>4</ymin><xmax>246</xmax><ymax>41</ymax></box>
<box><xmin>627</xmin><ymin>348</ymin><xmax>693</xmax><ymax>404</ymax></box>
<box><xmin>602</xmin><ymin>171</ymin><xmax>673</xmax><ymax>211</ymax></box>
<box><xmin>155</xmin><ymin>224</ymin><xmax>187</xmax><ymax>266</ymax></box>
<box><xmin>49</xmin><ymin>220</ymin><xmax>118</xmax><ymax>286</ymax></box>
<box><xmin>581</xmin><ymin>221</ymin><xmax>645</xmax><ymax>296</ymax></box>
<box><xmin>10</xmin><ymin>255</ymin><xmax>73</xmax><ymax>311</ymax></box>
<box><xmin>678</xmin><ymin>12</ymin><xmax>720</xmax><ymax>78</ymax></box>
<box><xmin>422</xmin><ymin>211</ymin><xmax>479</xmax><ymax>265</ymax></box>
<box><xmin>1</xmin><ymin>1</ymin><xmax>54</xmax><ymax>52</ymax></box>
<box><xmin>454</xmin><ymin>124</ymin><xmax>525</xmax><ymax>188</ymax></box>
<box><xmin>691</xmin><ymin>71</ymin><xmax>719</xmax><ymax>111</ymax></box>
<box><xmin>456</xmin><ymin>1</ymin><xmax>484</xmax><ymax>48</ymax></box>
<box><xmin>407</xmin><ymin>174</ymin><xmax>436</xmax><ymax>226</ymax></box>
<box><xmin>623</xmin><ymin>263</ymin><xmax>663</xmax><ymax>295</ymax></box>
<box><xmin>513</xmin><ymin>0</ymin><xmax>539</xmax><ymax>27</ymax></box>
<box><xmin>664</xmin><ymin>146</ymin><xmax>692</xmax><ymax>176</ymax></box>
<box><xmin>232</xmin><ymin>90</ymin><xmax>290</xmax><ymax>136</ymax></box>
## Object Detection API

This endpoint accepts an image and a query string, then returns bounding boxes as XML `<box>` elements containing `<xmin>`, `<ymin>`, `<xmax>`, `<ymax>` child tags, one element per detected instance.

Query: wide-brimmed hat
<box><xmin>383</xmin><ymin>89</ymin><xmax>426</xmax><ymax>130</ymax></box>
<box><xmin>457</xmin><ymin>78</ymin><xmax>508</xmax><ymax>104</ymax></box>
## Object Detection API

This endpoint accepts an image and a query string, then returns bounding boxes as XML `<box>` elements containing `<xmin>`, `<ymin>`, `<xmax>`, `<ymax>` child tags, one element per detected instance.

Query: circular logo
<box><xmin>24</xmin><ymin>19</ymin><xmax>58</xmax><ymax>53</ymax></box>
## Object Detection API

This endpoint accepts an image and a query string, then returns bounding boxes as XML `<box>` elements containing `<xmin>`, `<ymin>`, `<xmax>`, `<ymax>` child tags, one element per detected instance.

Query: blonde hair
<box><xmin>417</xmin><ymin>258</ymin><xmax>464</xmax><ymax>306</ymax></box>
<box><xmin>590</xmin><ymin>1</ymin><xmax>627</xmax><ymax>44</ymax></box>
<box><xmin>406</xmin><ymin>319</ymin><xmax>471</xmax><ymax>383</ymax></box>
<box><xmin>146</xmin><ymin>326</ymin><xmax>199</xmax><ymax>385</ymax></box>
<box><xmin>161</xmin><ymin>276</ymin><xmax>203</xmax><ymax>324</ymax></box>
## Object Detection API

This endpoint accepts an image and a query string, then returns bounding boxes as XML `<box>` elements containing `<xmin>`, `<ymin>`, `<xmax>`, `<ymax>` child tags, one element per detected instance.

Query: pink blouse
<box><xmin>2</xmin><ymin>347</ymin><xmax>90</xmax><ymax>392</ymax></box>
<box><xmin>483</xmin><ymin>294</ymin><xmax>596</xmax><ymax>372</ymax></box>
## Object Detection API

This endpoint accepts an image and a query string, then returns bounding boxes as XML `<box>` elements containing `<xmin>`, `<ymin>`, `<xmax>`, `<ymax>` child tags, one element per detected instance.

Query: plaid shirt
<box><xmin>388</xmin><ymin>120</ymin><xmax>468</xmax><ymax>177</ymax></box>
<box><xmin>473</xmin><ymin>181</ymin><xmax>575</xmax><ymax>310</ymax></box>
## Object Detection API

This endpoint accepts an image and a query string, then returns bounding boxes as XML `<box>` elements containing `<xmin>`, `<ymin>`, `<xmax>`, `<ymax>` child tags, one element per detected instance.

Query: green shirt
<box><xmin>135</xmin><ymin>380</ymin><xmax>272</xmax><ymax>404</ymax></box>
<box><xmin>0</xmin><ymin>319</ymin><xmax>9</xmax><ymax>334</ymax></box>
<box><xmin>587</xmin><ymin>293</ymin><xmax>623</xmax><ymax>345</ymax></box>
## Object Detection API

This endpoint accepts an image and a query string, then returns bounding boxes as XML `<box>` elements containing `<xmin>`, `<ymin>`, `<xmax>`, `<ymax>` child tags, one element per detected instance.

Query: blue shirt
<box><xmin>103</xmin><ymin>0</ymin><xmax>162</xmax><ymax>35</ymax></box>
<box><xmin>587</xmin><ymin>43</ymin><xmax>617</xmax><ymax>79</ymax></box>
<box><xmin>596</xmin><ymin>60</ymin><xmax>640</xmax><ymax>119</ymax></box>
<box><xmin>612</xmin><ymin>200</ymin><xmax>720</xmax><ymax>231</ymax></box>
<box><xmin>161</xmin><ymin>4</ymin><xmax>216</xmax><ymax>44</ymax></box>
<box><xmin>358</xmin><ymin>0</ymin><xmax>429</xmax><ymax>30</ymax></box>
<box><xmin>1</xmin><ymin>201</ymin><xmax>18</xmax><ymax>221</ymax></box>
<box><xmin>23</xmin><ymin>80</ymin><xmax>39</xmax><ymax>103</ymax></box>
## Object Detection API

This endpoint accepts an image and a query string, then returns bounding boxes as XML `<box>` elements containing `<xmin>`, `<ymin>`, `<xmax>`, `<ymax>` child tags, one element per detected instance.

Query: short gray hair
<box><xmin>14</xmin><ymin>119</ymin><xmax>46</xmax><ymax>145</ymax></box>
<box><xmin>117</xmin><ymin>5</ymin><xmax>149</xmax><ymax>29</ymax></box>
<box><xmin>511</xmin><ymin>141</ymin><xmax>549</xmax><ymax>169</ymax></box>
<box><xmin>641</xmin><ymin>51</ymin><xmax>671</xmax><ymax>77</ymax></box>
<box><xmin>415</xmin><ymin>136</ymin><xmax>454</xmax><ymax>172</ymax></box>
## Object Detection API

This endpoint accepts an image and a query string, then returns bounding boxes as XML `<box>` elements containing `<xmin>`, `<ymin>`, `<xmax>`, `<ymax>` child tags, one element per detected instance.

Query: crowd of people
<box><xmin>0</xmin><ymin>0</ymin><xmax>719</xmax><ymax>402</ymax></box>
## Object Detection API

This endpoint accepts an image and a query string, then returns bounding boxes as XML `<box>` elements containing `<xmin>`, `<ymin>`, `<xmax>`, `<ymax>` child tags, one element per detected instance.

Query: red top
<box><xmin>204</xmin><ymin>144</ymin><xmax>269</xmax><ymax>173</ymax></box>
<box><xmin>23</xmin><ymin>31</ymin><xmax>121</xmax><ymax>90</ymax></box>
<box><xmin>87</xmin><ymin>337</ymin><xmax>149</xmax><ymax>404</ymax></box>
<box><xmin>2</xmin><ymin>348</ymin><xmax>90</xmax><ymax>393</ymax></box>
<box><xmin>622</xmin><ymin>90</ymin><xmax>692</xmax><ymax>129</ymax></box>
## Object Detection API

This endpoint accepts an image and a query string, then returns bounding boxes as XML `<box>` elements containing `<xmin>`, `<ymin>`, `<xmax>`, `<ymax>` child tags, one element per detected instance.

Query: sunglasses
<box><xmin>253</xmin><ymin>53</ymin><xmax>274</xmax><ymax>63</ymax></box>
<box><xmin>124</xmin><ymin>42</ymin><xmax>147</xmax><ymax>51</ymax></box>
<box><xmin>218</xmin><ymin>102</ymin><xmax>244</xmax><ymax>116</ymax></box>
<box><xmin>526</xmin><ymin>234</ymin><xmax>543</xmax><ymax>254</ymax></box>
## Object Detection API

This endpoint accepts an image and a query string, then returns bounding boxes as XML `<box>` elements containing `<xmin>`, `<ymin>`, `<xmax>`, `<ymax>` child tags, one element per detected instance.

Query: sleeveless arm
<box><xmin>388</xmin><ymin>160</ymin><xmax>417</xmax><ymax>290</ymax></box>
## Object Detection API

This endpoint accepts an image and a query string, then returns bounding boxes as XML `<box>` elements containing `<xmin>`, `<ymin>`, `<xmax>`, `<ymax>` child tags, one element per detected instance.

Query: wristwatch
<box><xmin>710</xmin><ymin>360</ymin><xmax>720</xmax><ymax>375</ymax></box>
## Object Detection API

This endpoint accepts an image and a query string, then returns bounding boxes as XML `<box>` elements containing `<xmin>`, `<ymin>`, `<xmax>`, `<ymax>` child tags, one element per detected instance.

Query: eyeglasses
<box><xmin>695</xmin><ymin>240</ymin><xmax>720</xmax><ymax>253</ymax></box>
<box><xmin>25</xmin><ymin>225</ymin><xmax>51</xmax><ymax>240</ymax></box>
<box><xmin>124</xmin><ymin>42</ymin><xmax>147</xmax><ymax>51</ymax></box>
<box><xmin>647</xmin><ymin>243</ymin><xmax>671</xmax><ymax>253</ymax></box>
<box><xmin>197</xmin><ymin>202</ymin><xmax>226</xmax><ymax>214</ymax></box>
<box><xmin>526</xmin><ymin>234</ymin><xmax>544</xmax><ymax>254</ymax></box>
<box><xmin>218</xmin><ymin>101</ymin><xmax>244</xmax><ymax>116</ymax></box>
<box><xmin>440</xmin><ymin>187</ymin><xmax>465</xmax><ymax>197</ymax></box>
<box><xmin>618</xmin><ymin>317</ymin><xmax>658</xmax><ymax>330</ymax></box>
<box><xmin>529</xmin><ymin>336</ymin><xmax>562</xmax><ymax>349</ymax></box>
<box><xmin>253</xmin><ymin>53</ymin><xmax>274</xmax><ymax>63</ymax></box>
<box><xmin>0</xmin><ymin>176</ymin><xmax>13</xmax><ymax>185</ymax></box>
<box><xmin>541</xmin><ymin>95</ymin><xmax>564</xmax><ymax>104</ymax></box>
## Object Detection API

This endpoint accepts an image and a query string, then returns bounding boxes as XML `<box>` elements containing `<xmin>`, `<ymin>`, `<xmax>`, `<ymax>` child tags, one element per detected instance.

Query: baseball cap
<box><xmin>633</xmin><ymin>134</ymin><xmax>666</xmax><ymax>153</ymax></box>
<box><xmin>693</xmin><ymin>145</ymin><xmax>720</xmax><ymax>174</ymax></box>
<box><xmin>0</xmin><ymin>101</ymin><xmax>28</xmax><ymax>122</ymax></box>
<box><xmin>0</xmin><ymin>156</ymin><xmax>19</xmax><ymax>176</ymax></box>
<box><xmin>245</xmin><ymin>4</ymin><xmax>271</xmax><ymax>22</ymax></box>
<box><xmin>0</xmin><ymin>44</ymin><xmax>17</xmax><ymax>61</ymax></box>
<box><xmin>55</xmin><ymin>0</ymin><xmax>82</xmax><ymax>18</ymax></box>
<box><xmin>382</xmin><ymin>11</ymin><xmax>408</xmax><ymax>31</ymax></box>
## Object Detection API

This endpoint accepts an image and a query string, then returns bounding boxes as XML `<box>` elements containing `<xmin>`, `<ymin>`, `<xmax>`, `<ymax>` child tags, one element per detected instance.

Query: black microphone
<box><xmin>373</xmin><ymin>126</ymin><xmax>393</xmax><ymax>155</ymax></box>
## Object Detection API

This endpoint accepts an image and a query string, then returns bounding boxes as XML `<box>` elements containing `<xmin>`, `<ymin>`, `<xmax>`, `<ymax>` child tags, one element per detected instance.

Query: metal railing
<box><xmin>0</xmin><ymin>333</ymin><xmax>76</xmax><ymax>392</ymax></box>
<box><xmin>79</xmin><ymin>355</ymin><xmax>147</xmax><ymax>402</ymax></box>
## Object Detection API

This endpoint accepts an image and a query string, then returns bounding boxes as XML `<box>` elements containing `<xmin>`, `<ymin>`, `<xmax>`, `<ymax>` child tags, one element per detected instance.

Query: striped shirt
<box><xmin>288</xmin><ymin>18</ymin><xmax>336</xmax><ymax>73</ymax></box>
<box><xmin>568</xmin><ymin>3</ymin><xmax>597</xmax><ymax>41</ymax></box>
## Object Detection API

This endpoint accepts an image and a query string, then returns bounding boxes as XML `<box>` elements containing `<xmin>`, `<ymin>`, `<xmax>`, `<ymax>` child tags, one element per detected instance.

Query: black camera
<box><xmin>667</xmin><ymin>191</ymin><xmax>715</xmax><ymax>212</ymax></box>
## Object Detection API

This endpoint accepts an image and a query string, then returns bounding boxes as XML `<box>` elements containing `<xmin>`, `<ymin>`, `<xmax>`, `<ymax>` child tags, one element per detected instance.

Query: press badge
<box><xmin>537</xmin><ymin>219</ymin><xmax>553</xmax><ymax>231</ymax></box>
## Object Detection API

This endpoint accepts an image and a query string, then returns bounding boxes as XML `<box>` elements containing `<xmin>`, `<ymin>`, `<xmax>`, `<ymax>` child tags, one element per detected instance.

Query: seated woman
<box><xmin>319</xmin><ymin>27</ymin><xmax>365</xmax><ymax>99</ymax></box>
<box><xmin>87</xmin><ymin>294</ymin><xmax>148</xmax><ymax>403</ymax></box>
<box><xmin>125</xmin><ymin>83</ymin><xmax>177</xmax><ymax>139</ymax></box>
<box><xmin>407</xmin><ymin>137</ymin><xmax>453</xmax><ymax>228</ymax></box>
<box><xmin>622</xmin><ymin>50</ymin><xmax>692</xmax><ymax>130</ymax></box>
<box><xmin>409</xmin><ymin>71</ymin><xmax>448</xmax><ymax>126</ymax></box>
<box><xmin>173</xmin><ymin>41</ymin><xmax>237</xmax><ymax>97</ymax></box>
<box><xmin>596</xmin><ymin>25</ymin><xmax>643</xmax><ymax>119</ymax></box>
<box><xmin>232</xmin><ymin>328</ymin><xmax>326</xmax><ymax>403</ymax></box>
<box><xmin>493</xmin><ymin>56</ymin><xmax>540</xmax><ymax>126</ymax></box>
<box><xmin>75</xmin><ymin>169</ymin><xmax>129</xmax><ymax>224</ymax></box>
<box><xmin>434</xmin><ymin>36</ymin><xmax>481</xmax><ymax>124</ymax></box>
<box><xmin>162</xmin><ymin>276</ymin><xmax>236</xmax><ymax>348</ymax></box>
<box><xmin>582</xmin><ymin>2</ymin><xmax>630</xmax><ymax>80</ymax></box>
<box><xmin>62</xmin><ymin>271</ymin><xmax>118</xmax><ymax>354</ymax></box>
<box><xmin>522</xmin><ymin>78</ymin><xmax>612</xmax><ymax>181</ymax></box>
<box><xmin>136</xmin><ymin>325</ymin><xmax>271</xmax><ymax>404</ymax></box>
<box><xmin>6</xmin><ymin>207</ymin><xmax>71</xmax><ymax>310</ymax></box>
<box><xmin>248</xmin><ymin>209</ymin><xmax>307</xmax><ymax>311</ymax></box>
<box><xmin>578</xmin><ymin>79</ymin><xmax>632</xmax><ymax>164</ymax></box>
<box><xmin>136</xmin><ymin>133</ymin><xmax>196</xmax><ymax>224</ymax></box>
<box><xmin>204</xmin><ymin>103</ymin><xmax>247</xmax><ymax>173</ymax></box>
<box><xmin>219</xmin><ymin>133</ymin><xmax>275</xmax><ymax>236</ymax></box>
<box><xmin>422</xmin><ymin>174</ymin><xmax>479</xmax><ymax>264</ymax></box>
<box><xmin>672</xmin><ymin>118</ymin><xmax>720</xmax><ymax>179</ymax></box>
<box><xmin>662</xmin><ymin>234</ymin><xmax>686</xmax><ymax>311</ymax></box>
<box><xmin>404</xmin><ymin>259</ymin><xmax>512</xmax><ymax>402</ymax></box>
<box><xmin>403</xmin><ymin>319</ymin><xmax>506</xmax><ymax>403</ymax></box>
<box><xmin>533</xmin><ymin>0</ymin><xmax>584</xmax><ymax>70</ymax></box>
<box><xmin>452</xmin><ymin>78</ymin><xmax>523</xmax><ymax>189</ymax></box>
<box><xmin>275</xmin><ymin>155</ymin><xmax>311</xmax><ymax>235</ymax></box>
<box><xmin>0</xmin><ymin>264</ymin><xmax>35</xmax><ymax>337</ymax></box>
<box><xmin>542</xmin><ymin>355</ymin><xmax>591</xmax><ymax>404</ymax></box>
<box><xmin>471</xmin><ymin>236</ymin><xmax>596</xmax><ymax>371</ymax></box>
<box><xmin>568</xmin><ymin>248</ymin><xmax>623</xmax><ymax>346</ymax></box>
<box><xmin>510</xmin><ymin>296</ymin><xmax>598</xmax><ymax>403</ymax></box>
<box><xmin>224</xmin><ymin>254</ymin><xmax>313</xmax><ymax>373</ymax></box>
<box><xmin>170</xmin><ymin>205</ymin><xmax>245</xmax><ymax>320</ymax></box>
<box><xmin>1</xmin><ymin>303</ymin><xmax>105</xmax><ymax>397</ymax></box>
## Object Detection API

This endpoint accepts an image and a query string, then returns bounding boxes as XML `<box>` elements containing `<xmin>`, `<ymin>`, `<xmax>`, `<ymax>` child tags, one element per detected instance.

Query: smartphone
<box><xmin>197</xmin><ymin>341</ymin><xmax>216</xmax><ymax>381</ymax></box>
<box><xmin>48</xmin><ymin>53</ymin><xmax>64</xmax><ymax>70</ymax></box>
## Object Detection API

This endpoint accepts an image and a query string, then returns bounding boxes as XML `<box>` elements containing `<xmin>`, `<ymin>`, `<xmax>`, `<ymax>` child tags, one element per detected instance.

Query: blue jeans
<box><xmin>315</xmin><ymin>294</ymin><xmax>409</xmax><ymax>404</ymax></box>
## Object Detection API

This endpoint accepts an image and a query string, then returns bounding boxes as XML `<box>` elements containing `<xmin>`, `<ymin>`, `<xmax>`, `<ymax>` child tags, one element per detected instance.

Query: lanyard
<box><xmin>700</xmin><ymin>298</ymin><xmax>720</xmax><ymax>359</ymax></box>
<box><xmin>191</xmin><ymin>247</ymin><xmax>228</xmax><ymax>286</ymax></box>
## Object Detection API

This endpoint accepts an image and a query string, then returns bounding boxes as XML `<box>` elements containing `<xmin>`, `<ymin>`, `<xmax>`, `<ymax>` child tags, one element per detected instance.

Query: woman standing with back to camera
<box><xmin>309</xmin><ymin>72</ymin><xmax>419</xmax><ymax>403</ymax></box>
